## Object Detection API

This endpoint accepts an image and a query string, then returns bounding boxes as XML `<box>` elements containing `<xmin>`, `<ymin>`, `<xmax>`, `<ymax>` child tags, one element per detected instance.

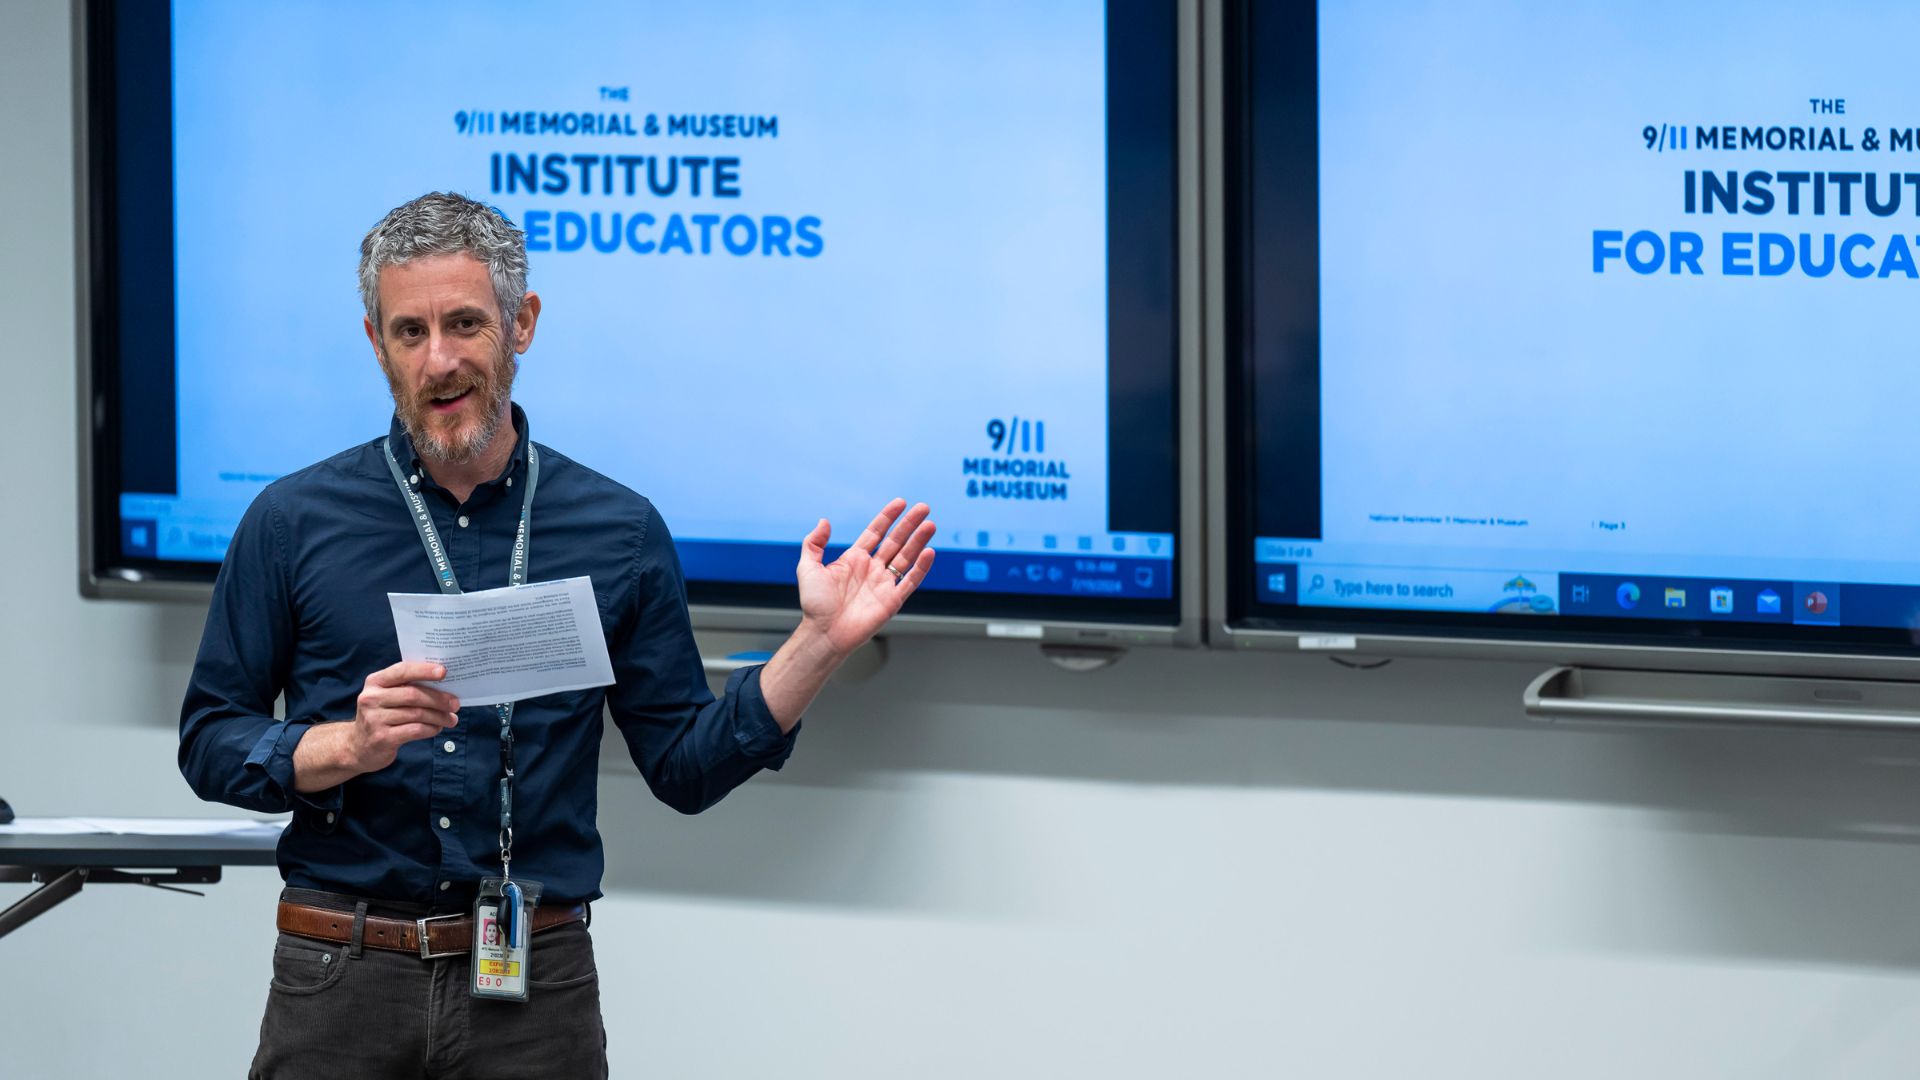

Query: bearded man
<box><xmin>179</xmin><ymin>191</ymin><xmax>934</xmax><ymax>1079</ymax></box>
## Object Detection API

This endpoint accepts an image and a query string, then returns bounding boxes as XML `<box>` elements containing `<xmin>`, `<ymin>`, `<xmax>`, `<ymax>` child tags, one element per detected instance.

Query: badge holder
<box><xmin>472</xmin><ymin>876</ymin><xmax>543</xmax><ymax>1001</ymax></box>
<box><xmin>473</xmin><ymin>709</ymin><xmax>536</xmax><ymax>1002</ymax></box>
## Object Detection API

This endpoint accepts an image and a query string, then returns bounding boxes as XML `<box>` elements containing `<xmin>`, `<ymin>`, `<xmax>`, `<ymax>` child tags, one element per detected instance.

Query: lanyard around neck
<box><xmin>381</xmin><ymin>437</ymin><xmax>539</xmax><ymax>595</ymax></box>
<box><xmin>381</xmin><ymin>431</ymin><xmax>541</xmax><ymax>880</ymax></box>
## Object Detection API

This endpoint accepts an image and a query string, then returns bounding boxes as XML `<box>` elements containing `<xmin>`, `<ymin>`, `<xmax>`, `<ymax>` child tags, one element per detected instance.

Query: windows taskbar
<box><xmin>1253</xmin><ymin>563</ymin><xmax>1920</xmax><ymax>630</ymax></box>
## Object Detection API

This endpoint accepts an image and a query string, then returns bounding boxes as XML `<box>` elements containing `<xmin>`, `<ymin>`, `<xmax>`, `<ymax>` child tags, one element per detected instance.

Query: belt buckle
<box><xmin>415</xmin><ymin>912</ymin><xmax>465</xmax><ymax>959</ymax></box>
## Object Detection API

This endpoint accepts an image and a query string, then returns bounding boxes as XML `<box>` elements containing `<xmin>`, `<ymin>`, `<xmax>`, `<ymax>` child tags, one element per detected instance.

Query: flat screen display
<box><xmin>86</xmin><ymin>0</ymin><xmax>1184</xmax><ymax>631</ymax></box>
<box><xmin>1226</xmin><ymin>0</ymin><xmax>1920</xmax><ymax>655</ymax></box>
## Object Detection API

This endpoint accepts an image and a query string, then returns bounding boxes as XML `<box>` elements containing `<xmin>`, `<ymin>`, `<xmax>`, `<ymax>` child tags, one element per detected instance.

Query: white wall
<box><xmin>8</xmin><ymin>4</ymin><xmax>1920</xmax><ymax>1076</ymax></box>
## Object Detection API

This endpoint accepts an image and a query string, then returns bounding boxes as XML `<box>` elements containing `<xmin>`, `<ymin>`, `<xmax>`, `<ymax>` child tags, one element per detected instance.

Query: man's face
<box><xmin>365</xmin><ymin>253</ymin><xmax>533</xmax><ymax>464</ymax></box>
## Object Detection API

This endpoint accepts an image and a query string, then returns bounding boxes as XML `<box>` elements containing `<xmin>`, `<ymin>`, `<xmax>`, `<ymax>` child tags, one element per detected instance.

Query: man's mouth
<box><xmin>428</xmin><ymin>387</ymin><xmax>473</xmax><ymax>412</ymax></box>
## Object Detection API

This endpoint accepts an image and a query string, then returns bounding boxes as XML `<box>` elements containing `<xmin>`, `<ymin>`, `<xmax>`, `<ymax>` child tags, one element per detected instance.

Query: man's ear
<box><xmin>364</xmin><ymin>316</ymin><xmax>382</xmax><ymax>362</ymax></box>
<box><xmin>514</xmin><ymin>292</ymin><xmax>542</xmax><ymax>354</ymax></box>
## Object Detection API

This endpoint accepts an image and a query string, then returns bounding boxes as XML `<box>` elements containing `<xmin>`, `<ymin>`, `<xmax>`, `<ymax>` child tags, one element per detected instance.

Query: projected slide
<box><xmin>117</xmin><ymin>0</ymin><xmax>1175</xmax><ymax>604</ymax></box>
<box><xmin>1245</xmin><ymin>0</ymin><xmax>1920</xmax><ymax>630</ymax></box>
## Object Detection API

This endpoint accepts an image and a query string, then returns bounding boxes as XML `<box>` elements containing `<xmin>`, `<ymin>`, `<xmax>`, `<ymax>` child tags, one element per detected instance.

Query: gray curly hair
<box><xmin>358</xmin><ymin>192</ymin><xmax>528</xmax><ymax>337</ymax></box>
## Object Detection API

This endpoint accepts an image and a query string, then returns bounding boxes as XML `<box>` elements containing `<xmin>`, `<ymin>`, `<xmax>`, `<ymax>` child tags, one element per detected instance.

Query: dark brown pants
<box><xmin>250</xmin><ymin>900</ymin><xmax>607</xmax><ymax>1079</ymax></box>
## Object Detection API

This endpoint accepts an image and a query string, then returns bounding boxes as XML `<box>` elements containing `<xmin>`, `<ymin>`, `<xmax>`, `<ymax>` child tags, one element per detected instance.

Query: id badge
<box><xmin>471</xmin><ymin>876</ymin><xmax>543</xmax><ymax>1002</ymax></box>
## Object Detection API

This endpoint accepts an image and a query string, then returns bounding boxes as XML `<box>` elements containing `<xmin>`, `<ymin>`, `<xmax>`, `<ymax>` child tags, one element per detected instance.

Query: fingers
<box><xmin>873</xmin><ymin>503</ymin><xmax>932</xmax><ymax>570</ymax></box>
<box><xmin>362</xmin><ymin>701</ymin><xmax>459</xmax><ymax>729</ymax></box>
<box><xmin>347</xmin><ymin>694</ymin><xmax>457</xmax><ymax>770</ymax></box>
<box><xmin>882</xmin><ymin>516</ymin><xmax>936</xmax><ymax>578</ymax></box>
<box><xmin>357</xmin><ymin>702</ymin><xmax>458</xmax><ymax>754</ymax></box>
<box><xmin>898</xmin><ymin>547</ymin><xmax>936</xmax><ymax>591</ymax></box>
<box><xmin>848</xmin><ymin>497</ymin><xmax>908</xmax><ymax>555</ymax></box>
<box><xmin>367</xmin><ymin>661</ymin><xmax>447</xmax><ymax>689</ymax></box>
<box><xmin>365</xmin><ymin>683</ymin><xmax>461</xmax><ymax>714</ymax></box>
<box><xmin>798</xmin><ymin>518</ymin><xmax>830</xmax><ymax>568</ymax></box>
<box><xmin>359</xmin><ymin>666</ymin><xmax>460</xmax><ymax>740</ymax></box>
<box><xmin>349</xmin><ymin>665</ymin><xmax>463</xmax><ymax>773</ymax></box>
<box><xmin>386</xmin><ymin>720</ymin><xmax>455</xmax><ymax>744</ymax></box>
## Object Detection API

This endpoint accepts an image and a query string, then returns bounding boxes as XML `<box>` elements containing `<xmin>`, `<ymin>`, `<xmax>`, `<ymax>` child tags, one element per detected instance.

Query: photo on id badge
<box><xmin>472</xmin><ymin>876</ymin><xmax>541</xmax><ymax>1002</ymax></box>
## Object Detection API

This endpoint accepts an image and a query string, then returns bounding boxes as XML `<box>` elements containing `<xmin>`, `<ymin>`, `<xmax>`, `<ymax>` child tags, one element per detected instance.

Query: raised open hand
<box><xmin>796</xmin><ymin>498</ymin><xmax>936</xmax><ymax>655</ymax></box>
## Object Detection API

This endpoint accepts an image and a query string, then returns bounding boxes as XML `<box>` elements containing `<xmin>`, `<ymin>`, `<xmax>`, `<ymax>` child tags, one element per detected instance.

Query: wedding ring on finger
<box><xmin>889</xmin><ymin>563</ymin><xmax>907</xmax><ymax>583</ymax></box>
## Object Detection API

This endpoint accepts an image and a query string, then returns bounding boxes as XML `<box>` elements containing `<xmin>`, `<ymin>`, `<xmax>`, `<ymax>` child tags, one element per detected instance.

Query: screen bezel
<box><xmin>75</xmin><ymin>0</ymin><xmax>1205</xmax><ymax>647</ymax></box>
<box><xmin>1204</xmin><ymin>0</ymin><xmax>1920</xmax><ymax>677</ymax></box>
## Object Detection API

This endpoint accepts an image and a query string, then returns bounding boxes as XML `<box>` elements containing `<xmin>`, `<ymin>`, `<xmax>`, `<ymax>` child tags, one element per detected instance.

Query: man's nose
<box><xmin>423</xmin><ymin>329</ymin><xmax>463</xmax><ymax>377</ymax></box>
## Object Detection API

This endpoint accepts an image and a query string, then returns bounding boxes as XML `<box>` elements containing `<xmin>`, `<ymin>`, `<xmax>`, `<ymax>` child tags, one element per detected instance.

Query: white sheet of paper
<box><xmin>0</xmin><ymin>817</ymin><xmax>286</xmax><ymax>838</ymax></box>
<box><xmin>387</xmin><ymin>576</ymin><xmax>616</xmax><ymax>707</ymax></box>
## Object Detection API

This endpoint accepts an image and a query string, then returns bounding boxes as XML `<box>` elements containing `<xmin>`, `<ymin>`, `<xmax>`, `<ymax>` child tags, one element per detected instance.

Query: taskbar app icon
<box><xmin>1794</xmin><ymin>583</ymin><xmax>1841</xmax><ymax>625</ymax></box>
<box><xmin>1565</xmin><ymin>573</ymin><xmax>1854</xmax><ymax>626</ymax></box>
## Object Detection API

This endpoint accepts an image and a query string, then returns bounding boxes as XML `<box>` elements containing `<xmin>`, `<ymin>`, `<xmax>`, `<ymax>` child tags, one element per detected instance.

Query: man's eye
<box><xmin>457</xmin><ymin>319</ymin><xmax>477</xmax><ymax>330</ymax></box>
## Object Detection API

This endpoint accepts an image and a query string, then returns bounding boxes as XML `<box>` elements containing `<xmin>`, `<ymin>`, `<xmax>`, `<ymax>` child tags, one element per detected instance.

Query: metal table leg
<box><xmin>0</xmin><ymin>867</ymin><xmax>86</xmax><ymax>940</ymax></box>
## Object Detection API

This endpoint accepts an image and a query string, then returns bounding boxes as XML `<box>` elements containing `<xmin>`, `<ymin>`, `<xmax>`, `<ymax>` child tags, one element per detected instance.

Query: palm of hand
<box><xmin>798</xmin><ymin>546</ymin><xmax>905</xmax><ymax>653</ymax></box>
<box><xmin>795</xmin><ymin>499</ymin><xmax>936</xmax><ymax>654</ymax></box>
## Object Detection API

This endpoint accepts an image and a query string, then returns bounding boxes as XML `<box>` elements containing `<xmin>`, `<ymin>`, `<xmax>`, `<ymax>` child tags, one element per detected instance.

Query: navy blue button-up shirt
<box><xmin>180</xmin><ymin>406</ymin><xmax>797</xmax><ymax>907</ymax></box>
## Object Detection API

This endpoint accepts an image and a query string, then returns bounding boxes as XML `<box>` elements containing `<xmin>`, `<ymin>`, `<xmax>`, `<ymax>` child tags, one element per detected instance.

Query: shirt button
<box><xmin>443</xmin><ymin>740</ymin><xmax>456</xmax><ymax>753</ymax></box>
<box><xmin>409</xmin><ymin>473</ymin><xmax>420</xmax><ymax>486</ymax></box>
<box><xmin>325</xmin><ymin>812</ymin><xmax>336</xmax><ymax>824</ymax></box>
<box><xmin>438</xmin><ymin>817</ymin><xmax>451</xmax><ymax>830</ymax></box>
<box><xmin>457</xmin><ymin>515</ymin><xmax>470</xmax><ymax>528</ymax></box>
<box><xmin>505</xmin><ymin>476</ymin><xmax>514</xmax><ymax>487</ymax></box>
<box><xmin>439</xmin><ymin>881</ymin><xmax>451</xmax><ymax>891</ymax></box>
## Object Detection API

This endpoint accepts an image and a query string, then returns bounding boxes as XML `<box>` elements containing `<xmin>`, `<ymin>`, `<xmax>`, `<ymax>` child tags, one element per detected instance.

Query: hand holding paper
<box><xmin>388</xmin><ymin>577</ymin><xmax>615</xmax><ymax>707</ymax></box>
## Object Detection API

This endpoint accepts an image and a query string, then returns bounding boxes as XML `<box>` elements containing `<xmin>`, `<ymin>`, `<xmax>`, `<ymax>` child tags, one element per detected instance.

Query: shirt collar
<box><xmin>386</xmin><ymin>402</ymin><xmax>530</xmax><ymax>494</ymax></box>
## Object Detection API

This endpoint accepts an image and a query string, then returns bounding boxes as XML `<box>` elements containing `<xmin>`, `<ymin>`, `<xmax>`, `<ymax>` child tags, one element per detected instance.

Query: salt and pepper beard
<box><xmin>378</xmin><ymin>333</ymin><xmax>518</xmax><ymax>465</ymax></box>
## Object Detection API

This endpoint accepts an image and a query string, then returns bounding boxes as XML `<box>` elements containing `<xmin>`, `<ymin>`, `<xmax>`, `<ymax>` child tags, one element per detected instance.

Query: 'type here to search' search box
<box><xmin>1286</xmin><ymin>566</ymin><xmax>1561</xmax><ymax>614</ymax></box>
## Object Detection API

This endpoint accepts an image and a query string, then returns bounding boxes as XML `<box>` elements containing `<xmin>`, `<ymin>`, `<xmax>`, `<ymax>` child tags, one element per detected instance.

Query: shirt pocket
<box><xmin>269</xmin><ymin>933</ymin><xmax>348</xmax><ymax>995</ymax></box>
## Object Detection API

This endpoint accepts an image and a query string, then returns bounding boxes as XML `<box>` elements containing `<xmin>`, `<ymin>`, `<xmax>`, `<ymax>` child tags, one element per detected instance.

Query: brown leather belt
<box><xmin>277</xmin><ymin>899</ymin><xmax>588</xmax><ymax>959</ymax></box>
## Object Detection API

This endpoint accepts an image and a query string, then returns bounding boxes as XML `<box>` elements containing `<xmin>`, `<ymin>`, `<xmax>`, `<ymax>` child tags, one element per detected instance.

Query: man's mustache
<box><xmin>416</xmin><ymin>375</ymin><xmax>486</xmax><ymax>405</ymax></box>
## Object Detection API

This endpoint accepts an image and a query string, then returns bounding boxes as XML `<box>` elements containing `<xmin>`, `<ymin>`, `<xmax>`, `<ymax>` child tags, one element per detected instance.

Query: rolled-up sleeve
<box><xmin>179</xmin><ymin>487</ymin><xmax>341</xmax><ymax>815</ymax></box>
<box><xmin>606</xmin><ymin>505</ymin><xmax>798</xmax><ymax>815</ymax></box>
